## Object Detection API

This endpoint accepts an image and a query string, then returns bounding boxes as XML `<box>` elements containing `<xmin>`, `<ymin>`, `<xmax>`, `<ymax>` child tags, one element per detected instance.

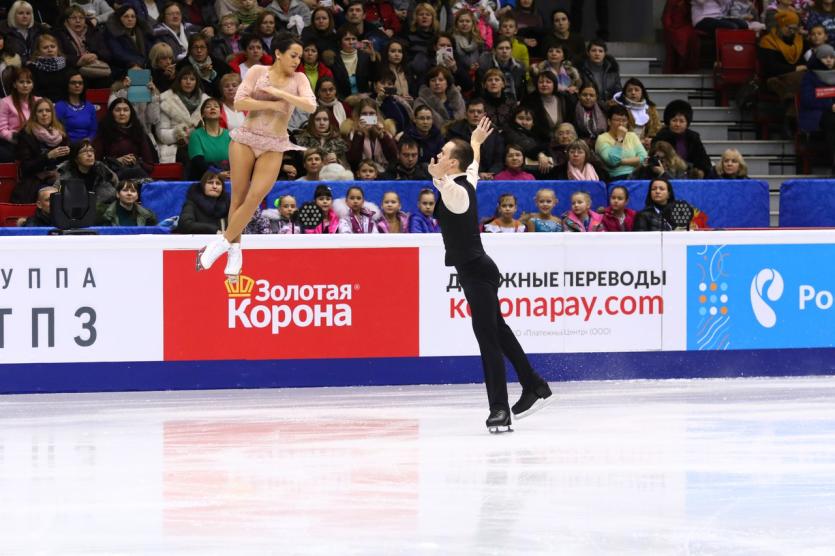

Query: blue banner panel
<box><xmin>612</xmin><ymin>180</ymin><xmax>770</xmax><ymax>228</ymax></box>
<box><xmin>779</xmin><ymin>180</ymin><xmax>835</xmax><ymax>227</ymax></box>
<box><xmin>141</xmin><ymin>180</ymin><xmax>608</xmax><ymax>224</ymax></box>
<box><xmin>687</xmin><ymin>243</ymin><xmax>835</xmax><ymax>350</ymax></box>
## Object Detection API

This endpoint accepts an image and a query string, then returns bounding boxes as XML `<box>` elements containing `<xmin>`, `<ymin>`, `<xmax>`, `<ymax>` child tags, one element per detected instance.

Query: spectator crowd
<box><xmin>6</xmin><ymin>0</ymin><xmax>826</xmax><ymax>232</ymax></box>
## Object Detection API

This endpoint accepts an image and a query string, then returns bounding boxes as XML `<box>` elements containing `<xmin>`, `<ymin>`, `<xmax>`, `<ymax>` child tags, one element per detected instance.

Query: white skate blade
<box><xmin>488</xmin><ymin>425</ymin><xmax>513</xmax><ymax>434</ymax></box>
<box><xmin>514</xmin><ymin>395</ymin><xmax>555</xmax><ymax>420</ymax></box>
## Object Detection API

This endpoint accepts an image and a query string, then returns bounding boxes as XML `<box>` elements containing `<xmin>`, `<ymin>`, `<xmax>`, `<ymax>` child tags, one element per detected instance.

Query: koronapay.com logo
<box><xmin>162</xmin><ymin>247</ymin><xmax>420</xmax><ymax>361</ymax></box>
<box><xmin>750</xmin><ymin>268</ymin><xmax>784</xmax><ymax>328</ymax></box>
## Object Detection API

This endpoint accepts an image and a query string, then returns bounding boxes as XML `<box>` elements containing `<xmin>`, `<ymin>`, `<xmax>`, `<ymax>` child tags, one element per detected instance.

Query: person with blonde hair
<box><xmin>0</xmin><ymin>1</ymin><xmax>46</xmax><ymax>63</ymax></box>
<box><xmin>710</xmin><ymin>148</ymin><xmax>749</xmax><ymax>178</ymax></box>
<box><xmin>406</xmin><ymin>2</ymin><xmax>440</xmax><ymax>76</ymax></box>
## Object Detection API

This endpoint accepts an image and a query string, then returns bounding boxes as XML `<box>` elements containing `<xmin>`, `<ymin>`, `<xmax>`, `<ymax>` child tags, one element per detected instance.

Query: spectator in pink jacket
<box><xmin>376</xmin><ymin>191</ymin><xmax>410</xmax><ymax>233</ymax></box>
<box><xmin>494</xmin><ymin>144</ymin><xmax>536</xmax><ymax>180</ymax></box>
<box><xmin>0</xmin><ymin>66</ymin><xmax>38</xmax><ymax>161</ymax></box>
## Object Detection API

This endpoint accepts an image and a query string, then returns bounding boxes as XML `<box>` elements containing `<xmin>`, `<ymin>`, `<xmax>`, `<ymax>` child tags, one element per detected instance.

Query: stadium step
<box><xmin>607</xmin><ymin>41</ymin><xmax>665</xmax><ymax>59</ymax></box>
<box><xmin>626</xmin><ymin>74</ymin><xmax>713</xmax><ymax>90</ymax></box>
<box><xmin>703</xmin><ymin>140</ymin><xmax>793</xmax><ymax>157</ymax></box>
<box><xmin>689</xmin><ymin>122</ymin><xmax>730</xmax><ymax>141</ymax></box>
<box><xmin>648</xmin><ymin>89</ymin><xmax>716</xmax><ymax>107</ymax></box>
<box><xmin>743</xmin><ymin>157</ymin><xmax>798</xmax><ymax>176</ymax></box>
<box><xmin>618</xmin><ymin>57</ymin><xmax>657</xmax><ymax>76</ymax></box>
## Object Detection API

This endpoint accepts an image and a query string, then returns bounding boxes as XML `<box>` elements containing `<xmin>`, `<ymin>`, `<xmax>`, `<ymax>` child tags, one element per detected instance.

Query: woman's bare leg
<box><xmin>226</xmin><ymin>141</ymin><xmax>258</xmax><ymax>245</ymax></box>
<box><xmin>223</xmin><ymin>151</ymin><xmax>284</xmax><ymax>243</ymax></box>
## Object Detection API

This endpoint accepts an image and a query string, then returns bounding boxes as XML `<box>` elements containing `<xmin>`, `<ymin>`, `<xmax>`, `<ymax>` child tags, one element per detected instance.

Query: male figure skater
<box><xmin>428</xmin><ymin>117</ymin><xmax>553</xmax><ymax>433</ymax></box>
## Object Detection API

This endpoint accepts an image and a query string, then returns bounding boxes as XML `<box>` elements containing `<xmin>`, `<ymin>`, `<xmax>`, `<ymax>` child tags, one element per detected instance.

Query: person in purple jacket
<box><xmin>408</xmin><ymin>188</ymin><xmax>441</xmax><ymax>233</ymax></box>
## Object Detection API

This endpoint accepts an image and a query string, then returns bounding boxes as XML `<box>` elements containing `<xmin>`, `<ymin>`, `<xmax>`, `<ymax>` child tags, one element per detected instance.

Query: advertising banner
<box><xmin>687</xmin><ymin>243</ymin><xmax>835</xmax><ymax>350</ymax></box>
<box><xmin>0</xmin><ymin>247</ymin><xmax>162</xmax><ymax>364</ymax></box>
<box><xmin>419</xmin><ymin>234</ymin><xmax>670</xmax><ymax>355</ymax></box>
<box><xmin>162</xmin><ymin>247</ymin><xmax>420</xmax><ymax>361</ymax></box>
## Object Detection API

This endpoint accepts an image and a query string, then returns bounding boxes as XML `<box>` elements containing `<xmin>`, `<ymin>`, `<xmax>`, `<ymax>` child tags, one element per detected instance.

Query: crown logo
<box><xmin>225</xmin><ymin>275</ymin><xmax>255</xmax><ymax>298</ymax></box>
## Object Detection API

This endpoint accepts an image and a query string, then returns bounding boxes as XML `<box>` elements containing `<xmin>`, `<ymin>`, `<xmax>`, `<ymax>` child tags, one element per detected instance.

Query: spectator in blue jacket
<box><xmin>408</xmin><ymin>188</ymin><xmax>440</xmax><ymax>233</ymax></box>
<box><xmin>55</xmin><ymin>72</ymin><xmax>97</xmax><ymax>143</ymax></box>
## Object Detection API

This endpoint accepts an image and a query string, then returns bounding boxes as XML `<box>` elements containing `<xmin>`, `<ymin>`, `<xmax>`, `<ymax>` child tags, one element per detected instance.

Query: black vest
<box><xmin>434</xmin><ymin>174</ymin><xmax>485</xmax><ymax>267</ymax></box>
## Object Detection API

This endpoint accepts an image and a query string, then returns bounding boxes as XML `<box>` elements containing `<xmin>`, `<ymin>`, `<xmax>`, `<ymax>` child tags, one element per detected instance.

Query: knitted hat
<box><xmin>663</xmin><ymin>99</ymin><xmax>693</xmax><ymax>127</ymax></box>
<box><xmin>817</xmin><ymin>44</ymin><xmax>835</xmax><ymax>60</ymax></box>
<box><xmin>313</xmin><ymin>184</ymin><xmax>333</xmax><ymax>199</ymax></box>
<box><xmin>775</xmin><ymin>10</ymin><xmax>800</xmax><ymax>27</ymax></box>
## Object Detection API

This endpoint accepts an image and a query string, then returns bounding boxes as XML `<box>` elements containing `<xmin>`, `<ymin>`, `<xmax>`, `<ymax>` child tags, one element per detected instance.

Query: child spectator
<box><xmin>494</xmin><ymin>144</ymin><xmax>536</xmax><ymax>180</ymax></box>
<box><xmin>562</xmin><ymin>190</ymin><xmax>605</xmax><ymax>232</ymax></box>
<box><xmin>355</xmin><ymin>158</ymin><xmax>380</xmax><ymax>180</ymax></box>
<box><xmin>176</xmin><ymin>171</ymin><xmax>230</xmax><ymax>234</ymax></box>
<box><xmin>307</xmin><ymin>184</ymin><xmax>340</xmax><ymax>234</ymax></box>
<box><xmin>99</xmin><ymin>180</ymin><xmax>158</xmax><ymax>226</ymax></box>
<box><xmin>246</xmin><ymin>195</ymin><xmax>302</xmax><ymax>234</ymax></box>
<box><xmin>483</xmin><ymin>193</ymin><xmax>526</xmax><ymax>232</ymax></box>
<box><xmin>600</xmin><ymin>185</ymin><xmax>636</xmax><ymax>232</ymax></box>
<box><xmin>376</xmin><ymin>191</ymin><xmax>409</xmax><ymax>232</ymax></box>
<box><xmin>337</xmin><ymin>185</ymin><xmax>379</xmax><ymax>233</ymax></box>
<box><xmin>408</xmin><ymin>188</ymin><xmax>440</xmax><ymax>233</ymax></box>
<box><xmin>800</xmin><ymin>44</ymin><xmax>835</xmax><ymax>169</ymax></box>
<box><xmin>807</xmin><ymin>1</ymin><xmax>835</xmax><ymax>45</ymax></box>
<box><xmin>521</xmin><ymin>188</ymin><xmax>563</xmax><ymax>232</ymax></box>
<box><xmin>634</xmin><ymin>140</ymin><xmax>702</xmax><ymax>179</ymax></box>
<box><xmin>804</xmin><ymin>24</ymin><xmax>829</xmax><ymax>62</ymax></box>
<box><xmin>709</xmin><ymin>148</ymin><xmax>750</xmax><ymax>178</ymax></box>
<box><xmin>498</xmin><ymin>15</ymin><xmax>530</xmax><ymax>70</ymax></box>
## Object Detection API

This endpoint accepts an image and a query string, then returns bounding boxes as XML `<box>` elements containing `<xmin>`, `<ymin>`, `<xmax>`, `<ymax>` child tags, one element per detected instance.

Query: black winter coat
<box><xmin>652</xmin><ymin>128</ymin><xmax>712</xmax><ymax>177</ymax></box>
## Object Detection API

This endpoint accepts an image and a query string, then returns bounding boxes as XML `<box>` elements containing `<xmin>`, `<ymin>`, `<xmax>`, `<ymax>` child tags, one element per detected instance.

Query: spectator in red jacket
<box><xmin>600</xmin><ymin>185</ymin><xmax>636</xmax><ymax>231</ymax></box>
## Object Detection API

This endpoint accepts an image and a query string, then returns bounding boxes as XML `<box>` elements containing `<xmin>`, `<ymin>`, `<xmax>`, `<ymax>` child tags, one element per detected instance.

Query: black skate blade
<box><xmin>488</xmin><ymin>425</ymin><xmax>513</xmax><ymax>434</ymax></box>
<box><xmin>514</xmin><ymin>395</ymin><xmax>555</xmax><ymax>420</ymax></box>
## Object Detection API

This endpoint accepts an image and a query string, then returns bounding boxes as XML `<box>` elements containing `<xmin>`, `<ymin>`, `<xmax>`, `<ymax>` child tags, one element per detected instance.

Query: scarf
<box><xmin>453</xmin><ymin>34</ymin><xmax>479</xmax><ymax>54</ymax></box>
<box><xmin>319</xmin><ymin>98</ymin><xmax>347</xmax><ymax>125</ymax></box>
<box><xmin>187</xmin><ymin>183</ymin><xmax>229</xmax><ymax>219</ymax></box>
<box><xmin>188</xmin><ymin>55</ymin><xmax>217</xmax><ymax>82</ymax></box>
<box><xmin>813</xmin><ymin>68</ymin><xmax>835</xmax><ymax>85</ymax></box>
<box><xmin>340</xmin><ymin>49</ymin><xmax>358</xmax><ymax>75</ymax></box>
<box><xmin>760</xmin><ymin>28</ymin><xmax>803</xmax><ymax>65</ymax></box>
<box><xmin>360</xmin><ymin>133</ymin><xmax>385</xmax><ymax>166</ymax></box>
<box><xmin>32</xmin><ymin>124</ymin><xmax>64</xmax><ymax>147</ymax></box>
<box><xmin>567</xmin><ymin>161</ymin><xmax>599</xmax><ymax>181</ymax></box>
<box><xmin>177</xmin><ymin>91</ymin><xmax>201</xmax><ymax>115</ymax></box>
<box><xmin>575</xmin><ymin>103</ymin><xmax>607</xmax><ymax>137</ymax></box>
<box><xmin>391</xmin><ymin>66</ymin><xmax>409</xmax><ymax>97</ymax></box>
<box><xmin>617</xmin><ymin>93</ymin><xmax>650</xmax><ymax>127</ymax></box>
<box><xmin>64</xmin><ymin>23</ymin><xmax>88</xmax><ymax>56</ymax></box>
<box><xmin>30</xmin><ymin>56</ymin><xmax>66</xmax><ymax>72</ymax></box>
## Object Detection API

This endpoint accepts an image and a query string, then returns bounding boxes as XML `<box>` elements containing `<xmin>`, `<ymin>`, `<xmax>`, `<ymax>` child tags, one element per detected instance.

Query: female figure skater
<box><xmin>196</xmin><ymin>33</ymin><xmax>316</xmax><ymax>279</ymax></box>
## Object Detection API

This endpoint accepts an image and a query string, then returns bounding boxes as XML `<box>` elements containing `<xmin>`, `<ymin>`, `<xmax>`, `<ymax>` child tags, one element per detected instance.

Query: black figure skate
<box><xmin>486</xmin><ymin>409</ymin><xmax>513</xmax><ymax>434</ymax></box>
<box><xmin>512</xmin><ymin>384</ymin><xmax>554</xmax><ymax>420</ymax></box>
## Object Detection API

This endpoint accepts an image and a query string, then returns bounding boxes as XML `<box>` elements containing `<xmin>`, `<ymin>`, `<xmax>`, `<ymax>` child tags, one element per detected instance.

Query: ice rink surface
<box><xmin>2</xmin><ymin>377</ymin><xmax>835</xmax><ymax>555</ymax></box>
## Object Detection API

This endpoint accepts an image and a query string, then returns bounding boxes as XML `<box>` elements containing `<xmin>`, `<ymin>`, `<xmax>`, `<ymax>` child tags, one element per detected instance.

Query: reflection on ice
<box><xmin>1</xmin><ymin>377</ymin><xmax>835</xmax><ymax>554</ymax></box>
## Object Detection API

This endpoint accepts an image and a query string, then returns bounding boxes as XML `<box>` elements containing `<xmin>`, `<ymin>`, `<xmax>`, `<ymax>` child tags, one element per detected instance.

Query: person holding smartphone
<box><xmin>344</xmin><ymin>97</ymin><xmax>398</xmax><ymax>171</ymax></box>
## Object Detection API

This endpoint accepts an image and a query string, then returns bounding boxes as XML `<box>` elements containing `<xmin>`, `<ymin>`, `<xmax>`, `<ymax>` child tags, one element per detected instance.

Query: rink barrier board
<box><xmin>3</xmin><ymin>349</ymin><xmax>835</xmax><ymax>395</ymax></box>
<box><xmin>3</xmin><ymin>231</ymin><xmax>835</xmax><ymax>394</ymax></box>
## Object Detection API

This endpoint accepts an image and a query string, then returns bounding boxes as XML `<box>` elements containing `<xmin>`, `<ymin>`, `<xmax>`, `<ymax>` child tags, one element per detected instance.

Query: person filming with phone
<box><xmin>343</xmin><ymin>97</ymin><xmax>398</xmax><ymax>171</ymax></box>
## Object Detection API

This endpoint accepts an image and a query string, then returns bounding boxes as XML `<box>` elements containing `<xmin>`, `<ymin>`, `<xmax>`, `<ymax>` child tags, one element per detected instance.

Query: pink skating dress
<box><xmin>230</xmin><ymin>64</ymin><xmax>316</xmax><ymax>156</ymax></box>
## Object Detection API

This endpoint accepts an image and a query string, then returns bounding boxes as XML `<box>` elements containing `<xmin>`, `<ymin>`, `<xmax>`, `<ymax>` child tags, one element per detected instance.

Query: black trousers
<box><xmin>822</xmin><ymin>111</ymin><xmax>835</xmax><ymax>164</ymax></box>
<box><xmin>456</xmin><ymin>254</ymin><xmax>540</xmax><ymax>412</ymax></box>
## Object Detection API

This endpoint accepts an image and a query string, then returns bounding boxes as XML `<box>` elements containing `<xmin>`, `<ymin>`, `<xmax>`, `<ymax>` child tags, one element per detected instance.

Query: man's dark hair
<box><xmin>448</xmin><ymin>138</ymin><xmax>474</xmax><ymax>170</ymax></box>
<box><xmin>398</xmin><ymin>137</ymin><xmax>419</xmax><ymax>151</ymax></box>
<box><xmin>587</xmin><ymin>38</ymin><xmax>607</xmax><ymax>53</ymax></box>
<box><xmin>466</xmin><ymin>97</ymin><xmax>486</xmax><ymax>109</ymax></box>
<box><xmin>607</xmin><ymin>104</ymin><xmax>628</xmax><ymax>120</ymax></box>
<box><xmin>375</xmin><ymin>68</ymin><xmax>396</xmax><ymax>84</ymax></box>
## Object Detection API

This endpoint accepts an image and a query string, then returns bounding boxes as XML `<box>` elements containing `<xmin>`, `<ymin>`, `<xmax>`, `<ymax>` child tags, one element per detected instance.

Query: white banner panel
<box><xmin>0</xmin><ymin>242</ymin><xmax>163</xmax><ymax>364</ymax></box>
<box><xmin>419</xmin><ymin>234</ymin><xmax>669</xmax><ymax>356</ymax></box>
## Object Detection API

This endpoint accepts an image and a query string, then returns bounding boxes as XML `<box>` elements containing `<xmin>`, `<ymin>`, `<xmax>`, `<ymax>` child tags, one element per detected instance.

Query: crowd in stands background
<box><xmin>0</xmin><ymin>0</ymin><xmax>826</xmax><ymax>229</ymax></box>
